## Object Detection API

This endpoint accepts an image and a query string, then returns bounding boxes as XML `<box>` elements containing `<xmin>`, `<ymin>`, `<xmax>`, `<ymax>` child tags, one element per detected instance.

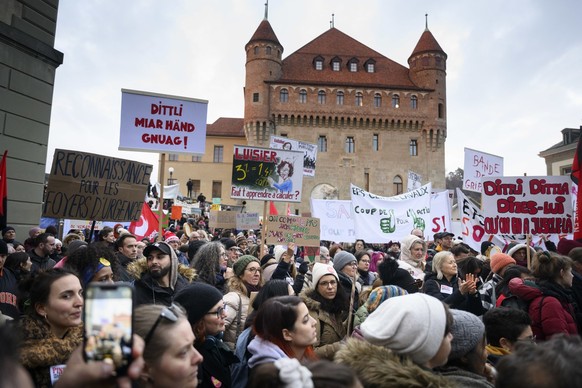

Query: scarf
<box><xmin>244</xmin><ymin>281</ymin><xmax>261</xmax><ymax>296</ymax></box>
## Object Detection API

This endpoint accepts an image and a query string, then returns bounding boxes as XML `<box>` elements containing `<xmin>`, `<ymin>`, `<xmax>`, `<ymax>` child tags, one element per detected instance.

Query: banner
<box><xmin>236</xmin><ymin>212</ymin><xmax>260</xmax><ymax>230</ymax></box>
<box><xmin>119</xmin><ymin>89</ymin><xmax>208</xmax><ymax>154</ymax></box>
<box><xmin>310</xmin><ymin>199</ymin><xmax>355</xmax><ymax>242</ymax></box>
<box><xmin>209</xmin><ymin>211</ymin><xmax>236</xmax><ymax>229</ymax></box>
<box><xmin>463</xmin><ymin>148</ymin><xmax>503</xmax><ymax>192</ymax></box>
<box><xmin>270</xmin><ymin>135</ymin><xmax>318</xmax><ymax>176</ymax></box>
<box><xmin>265</xmin><ymin>215</ymin><xmax>320</xmax><ymax>246</ymax></box>
<box><xmin>481</xmin><ymin>176</ymin><xmax>573</xmax><ymax>235</ymax></box>
<box><xmin>43</xmin><ymin>149</ymin><xmax>152</xmax><ymax>222</ymax></box>
<box><xmin>427</xmin><ymin>190</ymin><xmax>453</xmax><ymax>240</ymax></box>
<box><xmin>231</xmin><ymin>145</ymin><xmax>303</xmax><ymax>203</ymax></box>
<box><xmin>350</xmin><ymin>183</ymin><xmax>432</xmax><ymax>243</ymax></box>
<box><xmin>407</xmin><ymin>170</ymin><xmax>422</xmax><ymax>192</ymax></box>
<box><xmin>154</xmin><ymin>183</ymin><xmax>181</xmax><ymax>199</ymax></box>
<box><xmin>129</xmin><ymin>202</ymin><xmax>159</xmax><ymax>240</ymax></box>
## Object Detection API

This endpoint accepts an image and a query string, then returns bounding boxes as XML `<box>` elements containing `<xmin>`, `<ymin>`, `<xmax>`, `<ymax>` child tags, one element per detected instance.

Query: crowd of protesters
<box><xmin>2</xmin><ymin>219</ymin><xmax>582</xmax><ymax>387</ymax></box>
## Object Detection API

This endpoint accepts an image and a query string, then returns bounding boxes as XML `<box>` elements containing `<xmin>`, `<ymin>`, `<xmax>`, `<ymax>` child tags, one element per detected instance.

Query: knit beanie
<box><xmin>164</xmin><ymin>232</ymin><xmax>180</xmax><ymax>244</ymax></box>
<box><xmin>490</xmin><ymin>252</ymin><xmax>516</xmax><ymax>274</ymax></box>
<box><xmin>174</xmin><ymin>283</ymin><xmax>224</xmax><ymax>326</ymax></box>
<box><xmin>333</xmin><ymin>251</ymin><xmax>357</xmax><ymax>273</ymax></box>
<box><xmin>480</xmin><ymin>241</ymin><xmax>495</xmax><ymax>255</ymax></box>
<box><xmin>1</xmin><ymin>226</ymin><xmax>15</xmax><ymax>236</ymax></box>
<box><xmin>233</xmin><ymin>255</ymin><xmax>260</xmax><ymax>277</ymax></box>
<box><xmin>448</xmin><ymin>309</ymin><xmax>485</xmax><ymax>360</ymax></box>
<box><xmin>366</xmin><ymin>285</ymin><xmax>408</xmax><ymax>314</ymax></box>
<box><xmin>236</xmin><ymin>235</ymin><xmax>247</xmax><ymax>246</ymax></box>
<box><xmin>361</xmin><ymin>293</ymin><xmax>447</xmax><ymax>365</ymax></box>
<box><xmin>187</xmin><ymin>240</ymin><xmax>207</xmax><ymax>260</ymax></box>
<box><xmin>67</xmin><ymin>240</ymin><xmax>88</xmax><ymax>256</ymax></box>
<box><xmin>557</xmin><ymin>238</ymin><xmax>582</xmax><ymax>256</ymax></box>
<box><xmin>274</xmin><ymin>245</ymin><xmax>287</xmax><ymax>261</ymax></box>
<box><xmin>260</xmin><ymin>253</ymin><xmax>275</xmax><ymax>267</ymax></box>
<box><xmin>312</xmin><ymin>263</ymin><xmax>339</xmax><ymax>287</ymax></box>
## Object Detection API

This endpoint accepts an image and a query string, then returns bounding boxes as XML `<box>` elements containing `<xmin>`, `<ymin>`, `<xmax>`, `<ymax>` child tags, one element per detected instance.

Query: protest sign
<box><xmin>231</xmin><ymin>145</ymin><xmax>303</xmax><ymax>203</ymax></box>
<box><xmin>43</xmin><ymin>149</ymin><xmax>152</xmax><ymax>222</ymax></box>
<box><xmin>265</xmin><ymin>215</ymin><xmax>320</xmax><ymax>246</ymax></box>
<box><xmin>428</xmin><ymin>190</ymin><xmax>453</xmax><ymax>239</ymax></box>
<box><xmin>270</xmin><ymin>135</ymin><xmax>318</xmax><ymax>176</ymax></box>
<box><xmin>350</xmin><ymin>183</ymin><xmax>432</xmax><ymax>243</ymax></box>
<box><xmin>209</xmin><ymin>211</ymin><xmax>237</xmax><ymax>229</ymax></box>
<box><xmin>481</xmin><ymin>176</ymin><xmax>573</xmax><ymax>235</ymax></box>
<box><xmin>236</xmin><ymin>212</ymin><xmax>260</xmax><ymax>230</ymax></box>
<box><xmin>407</xmin><ymin>170</ymin><xmax>422</xmax><ymax>192</ymax></box>
<box><xmin>310</xmin><ymin>199</ymin><xmax>355</xmax><ymax>242</ymax></box>
<box><xmin>463</xmin><ymin>148</ymin><xmax>503</xmax><ymax>192</ymax></box>
<box><xmin>119</xmin><ymin>89</ymin><xmax>208</xmax><ymax>154</ymax></box>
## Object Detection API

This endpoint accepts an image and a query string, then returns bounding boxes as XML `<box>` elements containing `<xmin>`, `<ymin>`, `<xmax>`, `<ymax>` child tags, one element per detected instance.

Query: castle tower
<box><xmin>244</xmin><ymin>13</ymin><xmax>283</xmax><ymax>147</ymax></box>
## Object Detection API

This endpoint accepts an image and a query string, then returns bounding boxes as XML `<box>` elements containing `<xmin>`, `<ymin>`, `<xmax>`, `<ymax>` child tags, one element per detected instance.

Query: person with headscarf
<box><xmin>398</xmin><ymin>234</ymin><xmax>428</xmax><ymax>281</ymax></box>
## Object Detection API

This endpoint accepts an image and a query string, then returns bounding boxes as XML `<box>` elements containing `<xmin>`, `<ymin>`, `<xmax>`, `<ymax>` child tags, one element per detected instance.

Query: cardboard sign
<box><xmin>43</xmin><ymin>149</ymin><xmax>152</xmax><ymax>221</ymax></box>
<box><xmin>230</xmin><ymin>145</ymin><xmax>303</xmax><ymax>203</ymax></box>
<box><xmin>265</xmin><ymin>215</ymin><xmax>320</xmax><ymax>246</ymax></box>
<box><xmin>236</xmin><ymin>212</ymin><xmax>260</xmax><ymax>230</ymax></box>
<box><xmin>463</xmin><ymin>148</ymin><xmax>503</xmax><ymax>193</ymax></box>
<box><xmin>481</xmin><ymin>176</ymin><xmax>573</xmax><ymax>235</ymax></box>
<box><xmin>119</xmin><ymin>89</ymin><xmax>208</xmax><ymax>154</ymax></box>
<box><xmin>209</xmin><ymin>210</ymin><xmax>236</xmax><ymax>228</ymax></box>
<box><xmin>270</xmin><ymin>135</ymin><xmax>318</xmax><ymax>176</ymax></box>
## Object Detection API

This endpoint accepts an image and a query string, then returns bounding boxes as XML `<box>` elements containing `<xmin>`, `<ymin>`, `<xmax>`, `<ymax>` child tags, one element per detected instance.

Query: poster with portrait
<box><xmin>230</xmin><ymin>145</ymin><xmax>304</xmax><ymax>203</ymax></box>
<box><xmin>269</xmin><ymin>135</ymin><xmax>317</xmax><ymax>176</ymax></box>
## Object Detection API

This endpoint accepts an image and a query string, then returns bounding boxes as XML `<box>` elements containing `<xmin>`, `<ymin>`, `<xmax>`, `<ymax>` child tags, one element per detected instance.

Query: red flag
<box><xmin>571</xmin><ymin>134</ymin><xmax>582</xmax><ymax>239</ymax></box>
<box><xmin>269</xmin><ymin>201</ymin><xmax>278</xmax><ymax>215</ymax></box>
<box><xmin>0</xmin><ymin>150</ymin><xmax>7</xmax><ymax>229</ymax></box>
<box><xmin>129</xmin><ymin>202</ymin><xmax>159</xmax><ymax>240</ymax></box>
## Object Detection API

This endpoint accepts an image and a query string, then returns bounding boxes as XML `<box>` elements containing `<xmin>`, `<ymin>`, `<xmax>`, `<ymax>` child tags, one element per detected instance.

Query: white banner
<box><xmin>407</xmin><ymin>170</ymin><xmax>422</xmax><ymax>192</ymax></box>
<box><xmin>154</xmin><ymin>183</ymin><xmax>181</xmax><ymax>200</ymax></box>
<box><xmin>236</xmin><ymin>212</ymin><xmax>260</xmax><ymax>230</ymax></box>
<box><xmin>350</xmin><ymin>183</ymin><xmax>432</xmax><ymax>243</ymax></box>
<box><xmin>310</xmin><ymin>199</ymin><xmax>355</xmax><ymax>242</ymax></box>
<box><xmin>463</xmin><ymin>148</ymin><xmax>503</xmax><ymax>192</ymax></box>
<box><xmin>270</xmin><ymin>135</ymin><xmax>318</xmax><ymax>176</ymax></box>
<box><xmin>119</xmin><ymin>89</ymin><xmax>208</xmax><ymax>154</ymax></box>
<box><xmin>427</xmin><ymin>190</ymin><xmax>453</xmax><ymax>240</ymax></box>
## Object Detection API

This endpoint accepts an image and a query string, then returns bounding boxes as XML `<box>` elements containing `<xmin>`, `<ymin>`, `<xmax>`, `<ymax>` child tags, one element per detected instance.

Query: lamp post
<box><xmin>168</xmin><ymin>167</ymin><xmax>174</xmax><ymax>185</ymax></box>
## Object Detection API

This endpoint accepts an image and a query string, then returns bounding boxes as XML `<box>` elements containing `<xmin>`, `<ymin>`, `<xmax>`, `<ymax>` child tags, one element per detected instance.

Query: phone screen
<box><xmin>84</xmin><ymin>283</ymin><xmax>133</xmax><ymax>374</ymax></box>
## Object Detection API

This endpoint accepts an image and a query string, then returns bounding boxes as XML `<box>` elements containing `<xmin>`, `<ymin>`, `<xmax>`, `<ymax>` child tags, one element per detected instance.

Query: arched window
<box><xmin>393</xmin><ymin>176</ymin><xmax>403</xmax><ymax>195</ymax></box>
<box><xmin>318</xmin><ymin>90</ymin><xmax>326</xmax><ymax>104</ymax></box>
<box><xmin>411</xmin><ymin>95</ymin><xmax>418</xmax><ymax>109</ymax></box>
<box><xmin>253</xmin><ymin>46</ymin><xmax>258</xmax><ymax>55</ymax></box>
<box><xmin>392</xmin><ymin>94</ymin><xmax>400</xmax><ymax>108</ymax></box>
<box><xmin>266</xmin><ymin>46</ymin><xmax>272</xmax><ymax>55</ymax></box>
<box><xmin>336</xmin><ymin>91</ymin><xmax>344</xmax><ymax>105</ymax></box>
<box><xmin>280</xmin><ymin>89</ymin><xmax>289</xmax><ymax>103</ymax></box>
<box><xmin>299</xmin><ymin>89</ymin><xmax>307</xmax><ymax>104</ymax></box>
<box><xmin>355</xmin><ymin>92</ymin><xmax>363</xmax><ymax>107</ymax></box>
<box><xmin>374</xmin><ymin>93</ymin><xmax>382</xmax><ymax>108</ymax></box>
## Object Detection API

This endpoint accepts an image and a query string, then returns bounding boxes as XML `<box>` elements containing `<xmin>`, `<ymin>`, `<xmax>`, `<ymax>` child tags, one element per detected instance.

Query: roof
<box><xmin>410</xmin><ymin>29</ymin><xmax>447</xmax><ymax>59</ymax></box>
<box><xmin>277</xmin><ymin>27</ymin><xmax>420</xmax><ymax>89</ymax></box>
<box><xmin>206</xmin><ymin>117</ymin><xmax>245</xmax><ymax>137</ymax></box>
<box><xmin>247</xmin><ymin>19</ymin><xmax>281</xmax><ymax>47</ymax></box>
<box><xmin>539</xmin><ymin>127</ymin><xmax>580</xmax><ymax>154</ymax></box>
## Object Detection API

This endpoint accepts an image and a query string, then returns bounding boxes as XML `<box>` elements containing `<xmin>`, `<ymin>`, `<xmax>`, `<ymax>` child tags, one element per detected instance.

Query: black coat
<box><xmin>196</xmin><ymin>335</ymin><xmax>239</xmax><ymax>388</ymax></box>
<box><xmin>423</xmin><ymin>272</ymin><xmax>485</xmax><ymax>315</ymax></box>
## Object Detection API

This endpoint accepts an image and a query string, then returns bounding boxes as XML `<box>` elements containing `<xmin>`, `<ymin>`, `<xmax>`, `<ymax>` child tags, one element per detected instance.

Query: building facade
<box><xmin>538</xmin><ymin>126</ymin><xmax>580</xmax><ymax>176</ymax></box>
<box><xmin>243</xmin><ymin>17</ymin><xmax>447</xmax><ymax>214</ymax></box>
<box><xmin>0</xmin><ymin>0</ymin><xmax>63</xmax><ymax>233</ymax></box>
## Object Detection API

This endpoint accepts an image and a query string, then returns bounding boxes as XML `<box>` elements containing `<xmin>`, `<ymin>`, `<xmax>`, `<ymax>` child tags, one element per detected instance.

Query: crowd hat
<box><xmin>333</xmin><ymin>251</ymin><xmax>357</xmax><ymax>272</ymax></box>
<box><xmin>312</xmin><ymin>262</ymin><xmax>339</xmax><ymax>286</ymax></box>
<box><xmin>490</xmin><ymin>252</ymin><xmax>516</xmax><ymax>274</ymax></box>
<box><xmin>233</xmin><ymin>255</ymin><xmax>260</xmax><ymax>277</ymax></box>
<box><xmin>174</xmin><ymin>283</ymin><xmax>224</xmax><ymax>326</ymax></box>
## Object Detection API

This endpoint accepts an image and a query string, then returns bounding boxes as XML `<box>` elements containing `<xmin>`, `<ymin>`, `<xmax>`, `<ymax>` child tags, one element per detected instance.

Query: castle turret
<box><xmin>244</xmin><ymin>14</ymin><xmax>283</xmax><ymax>146</ymax></box>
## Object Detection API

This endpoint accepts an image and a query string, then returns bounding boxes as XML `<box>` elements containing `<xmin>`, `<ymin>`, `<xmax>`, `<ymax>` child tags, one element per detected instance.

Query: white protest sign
<box><xmin>481</xmin><ymin>176</ymin><xmax>573</xmax><ymax>236</ymax></box>
<box><xmin>463</xmin><ymin>148</ymin><xmax>503</xmax><ymax>192</ymax></box>
<box><xmin>310</xmin><ymin>199</ymin><xmax>355</xmax><ymax>242</ymax></box>
<box><xmin>407</xmin><ymin>170</ymin><xmax>422</xmax><ymax>192</ymax></box>
<box><xmin>428</xmin><ymin>190</ymin><xmax>453</xmax><ymax>239</ymax></box>
<box><xmin>236</xmin><ymin>212</ymin><xmax>260</xmax><ymax>230</ymax></box>
<box><xmin>270</xmin><ymin>135</ymin><xmax>318</xmax><ymax>176</ymax></box>
<box><xmin>119</xmin><ymin>89</ymin><xmax>208</xmax><ymax>154</ymax></box>
<box><xmin>350</xmin><ymin>183</ymin><xmax>431</xmax><ymax>243</ymax></box>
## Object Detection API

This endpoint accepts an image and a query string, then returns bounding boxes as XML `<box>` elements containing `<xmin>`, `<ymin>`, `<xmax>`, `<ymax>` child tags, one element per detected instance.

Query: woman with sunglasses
<box><xmin>134</xmin><ymin>303</ymin><xmax>203</xmax><ymax>388</ymax></box>
<box><xmin>223</xmin><ymin>255</ymin><xmax>262</xmax><ymax>350</ymax></box>
<box><xmin>175</xmin><ymin>283</ymin><xmax>238</xmax><ymax>388</ymax></box>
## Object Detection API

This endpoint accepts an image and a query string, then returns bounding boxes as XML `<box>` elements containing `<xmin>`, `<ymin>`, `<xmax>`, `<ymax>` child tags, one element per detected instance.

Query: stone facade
<box><xmin>538</xmin><ymin>127</ymin><xmax>580</xmax><ymax>176</ymax></box>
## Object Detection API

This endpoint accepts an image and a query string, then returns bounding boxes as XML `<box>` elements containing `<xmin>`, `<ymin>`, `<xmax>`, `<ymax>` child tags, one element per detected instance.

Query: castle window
<box><xmin>374</xmin><ymin>93</ymin><xmax>382</xmax><ymax>108</ymax></box>
<box><xmin>168</xmin><ymin>153</ymin><xmax>178</xmax><ymax>161</ymax></box>
<box><xmin>350</xmin><ymin>62</ymin><xmax>357</xmax><ymax>72</ymax></box>
<box><xmin>331</xmin><ymin>57</ymin><xmax>342</xmax><ymax>71</ymax></box>
<box><xmin>253</xmin><ymin>93</ymin><xmax>259</xmax><ymax>102</ymax></box>
<box><xmin>438</xmin><ymin>103</ymin><xmax>444</xmax><ymax>118</ymax></box>
<box><xmin>314</xmin><ymin>56</ymin><xmax>324</xmax><ymax>70</ymax></box>
<box><xmin>392</xmin><ymin>94</ymin><xmax>400</xmax><ymax>108</ymax></box>
<box><xmin>318</xmin><ymin>136</ymin><xmax>328</xmax><ymax>152</ymax></box>
<box><xmin>192</xmin><ymin>155</ymin><xmax>202</xmax><ymax>162</ymax></box>
<box><xmin>393</xmin><ymin>176</ymin><xmax>403</xmax><ymax>195</ymax></box>
<box><xmin>336</xmin><ymin>91</ymin><xmax>344</xmax><ymax>105</ymax></box>
<box><xmin>318</xmin><ymin>90</ymin><xmax>326</xmax><ymax>104</ymax></box>
<box><xmin>333</xmin><ymin>62</ymin><xmax>340</xmax><ymax>71</ymax></box>
<box><xmin>364</xmin><ymin>59</ymin><xmax>376</xmax><ymax>73</ymax></box>
<box><xmin>409</xmin><ymin>139</ymin><xmax>418</xmax><ymax>156</ymax></box>
<box><xmin>299</xmin><ymin>89</ymin><xmax>307</xmax><ymax>104</ymax></box>
<box><xmin>373</xmin><ymin>134</ymin><xmax>379</xmax><ymax>151</ymax></box>
<box><xmin>266</xmin><ymin>46</ymin><xmax>272</xmax><ymax>55</ymax></box>
<box><xmin>280</xmin><ymin>89</ymin><xmax>289</xmax><ymax>103</ymax></box>
<box><xmin>345</xmin><ymin>137</ymin><xmax>355</xmax><ymax>153</ymax></box>
<box><xmin>212</xmin><ymin>180</ymin><xmax>222</xmax><ymax>198</ymax></box>
<box><xmin>411</xmin><ymin>95</ymin><xmax>418</xmax><ymax>110</ymax></box>
<box><xmin>355</xmin><ymin>92</ymin><xmax>363</xmax><ymax>107</ymax></box>
<box><xmin>367</xmin><ymin>63</ymin><xmax>375</xmax><ymax>72</ymax></box>
<box><xmin>253</xmin><ymin>46</ymin><xmax>258</xmax><ymax>55</ymax></box>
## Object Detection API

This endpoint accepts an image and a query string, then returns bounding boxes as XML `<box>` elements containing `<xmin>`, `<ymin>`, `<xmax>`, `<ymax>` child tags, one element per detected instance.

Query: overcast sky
<box><xmin>49</xmin><ymin>0</ymin><xmax>582</xmax><ymax>182</ymax></box>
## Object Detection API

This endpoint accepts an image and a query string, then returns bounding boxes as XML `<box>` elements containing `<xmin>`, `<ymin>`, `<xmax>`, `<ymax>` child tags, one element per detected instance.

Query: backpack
<box><xmin>230</xmin><ymin>327</ymin><xmax>253</xmax><ymax>388</ymax></box>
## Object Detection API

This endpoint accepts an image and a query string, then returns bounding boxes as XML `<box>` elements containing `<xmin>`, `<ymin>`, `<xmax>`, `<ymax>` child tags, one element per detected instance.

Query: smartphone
<box><xmin>83</xmin><ymin>283</ymin><xmax>134</xmax><ymax>375</ymax></box>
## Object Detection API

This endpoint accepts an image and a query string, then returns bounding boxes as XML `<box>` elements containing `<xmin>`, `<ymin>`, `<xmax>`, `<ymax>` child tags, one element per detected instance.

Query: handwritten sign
<box><xmin>43</xmin><ymin>149</ymin><xmax>152</xmax><ymax>221</ymax></box>
<box><xmin>236</xmin><ymin>212</ymin><xmax>260</xmax><ymax>230</ymax></box>
<box><xmin>209</xmin><ymin>211</ymin><xmax>236</xmax><ymax>229</ymax></box>
<box><xmin>310</xmin><ymin>199</ymin><xmax>355</xmax><ymax>242</ymax></box>
<box><xmin>119</xmin><ymin>89</ymin><xmax>208</xmax><ymax>154</ymax></box>
<box><xmin>481</xmin><ymin>176</ymin><xmax>573</xmax><ymax>235</ymax></box>
<box><xmin>230</xmin><ymin>145</ymin><xmax>303</xmax><ymax>203</ymax></box>
<box><xmin>407</xmin><ymin>170</ymin><xmax>422</xmax><ymax>192</ymax></box>
<box><xmin>428</xmin><ymin>190</ymin><xmax>453</xmax><ymax>239</ymax></box>
<box><xmin>265</xmin><ymin>215</ymin><xmax>320</xmax><ymax>246</ymax></box>
<box><xmin>463</xmin><ymin>148</ymin><xmax>503</xmax><ymax>192</ymax></box>
<box><xmin>270</xmin><ymin>135</ymin><xmax>318</xmax><ymax>176</ymax></box>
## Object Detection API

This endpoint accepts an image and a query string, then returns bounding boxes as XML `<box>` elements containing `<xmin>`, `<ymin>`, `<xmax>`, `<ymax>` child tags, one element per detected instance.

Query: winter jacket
<box><xmin>223</xmin><ymin>290</ymin><xmax>250</xmax><ymax>350</ymax></box>
<box><xmin>0</xmin><ymin>267</ymin><xmax>19</xmax><ymax>319</ymax></box>
<box><xmin>335</xmin><ymin>338</ymin><xmax>454</xmax><ymax>388</ymax></box>
<box><xmin>301</xmin><ymin>290</ymin><xmax>346</xmax><ymax>360</ymax></box>
<box><xmin>478</xmin><ymin>273</ymin><xmax>503</xmax><ymax>311</ymax></box>
<box><xmin>354</xmin><ymin>304</ymin><xmax>369</xmax><ymax>327</ymax></box>
<box><xmin>196</xmin><ymin>335</ymin><xmax>238</xmax><ymax>388</ymax></box>
<box><xmin>357</xmin><ymin>270</ymin><xmax>377</xmax><ymax>287</ymax></box>
<box><xmin>436</xmin><ymin>365</ymin><xmax>494</xmax><ymax>388</ymax></box>
<box><xmin>423</xmin><ymin>272</ymin><xmax>485</xmax><ymax>316</ymax></box>
<box><xmin>29</xmin><ymin>250</ymin><xmax>56</xmax><ymax>275</ymax></box>
<box><xmin>509</xmin><ymin>278</ymin><xmax>578</xmax><ymax>340</ymax></box>
<box><xmin>247</xmin><ymin>336</ymin><xmax>288</xmax><ymax>368</ymax></box>
<box><xmin>398</xmin><ymin>234</ymin><xmax>427</xmax><ymax>281</ymax></box>
<box><xmin>337</xmin><ymin>270</ymin><xmax>360</xmax><ymax>312</ymax></box>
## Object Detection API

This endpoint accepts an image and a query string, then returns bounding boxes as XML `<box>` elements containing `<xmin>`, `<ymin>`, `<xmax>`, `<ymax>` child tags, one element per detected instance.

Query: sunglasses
<box><xmin>144</xmin><ymin>304</ymin><xmax>179</xmax><ymax>344</ymax></box>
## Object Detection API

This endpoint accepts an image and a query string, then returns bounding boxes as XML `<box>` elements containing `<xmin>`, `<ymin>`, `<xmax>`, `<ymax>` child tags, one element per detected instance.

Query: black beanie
<box><xmin>174</xmin><ymin>283</ymin><xmax>223</xmax><ymax>326</ymax></box>
<box><xmin>188</xmin><ymin>240</ymin><xmax>207</xmax><ymax>260</ymax></box>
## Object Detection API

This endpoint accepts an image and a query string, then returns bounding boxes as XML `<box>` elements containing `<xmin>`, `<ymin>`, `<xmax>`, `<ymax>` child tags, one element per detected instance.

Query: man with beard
<box><xmin>28</xmin><ymin>233</ymin><xmax>56</xmax><ymax>275</ymax></box>
<box><xmin>115</xmin><ymin>234</ymin><xmax>138</xmax><ymax>282</ymax></box>
<box><xmin>132</xmin><ymin>241</ymin><xmax>192</xmax><ymax>306</ymax></box>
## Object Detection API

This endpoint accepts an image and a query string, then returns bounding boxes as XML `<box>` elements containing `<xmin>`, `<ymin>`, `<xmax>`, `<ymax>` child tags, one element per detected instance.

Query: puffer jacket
<box><xmin>335</xmin><ymin>338</ymin><xmax>453</xmax><ymax>388</ymax></box>
<box><xmin>300</xmin><ymin>289</ymin><xmax>346</xmax><ymax>360</ymax></box>
<box><xmin>223</xmin><ymin>290</ymin><xmax>250</xmax><ymax>350</ymax></box>
<box><xmin>509</xmin><ymin>278</ymin><xmax>578</xmax><ymax>340</ymax></box>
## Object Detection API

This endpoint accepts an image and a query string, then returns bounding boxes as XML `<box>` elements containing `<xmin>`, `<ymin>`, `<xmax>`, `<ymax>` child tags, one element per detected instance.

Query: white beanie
<box><xmin>274</xmin><ymin>245</ymin><xmax>287</xmax><ymax>261</ymax></box>
<box><xmin>361</xmin><ymin>293</ymin><xmax>447</xmax><ymax>365</ymax></box>
<box><xmin>312</xmin><ymin>263</ymin><xmax>339</xmax><ymax>287</ymax></box>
